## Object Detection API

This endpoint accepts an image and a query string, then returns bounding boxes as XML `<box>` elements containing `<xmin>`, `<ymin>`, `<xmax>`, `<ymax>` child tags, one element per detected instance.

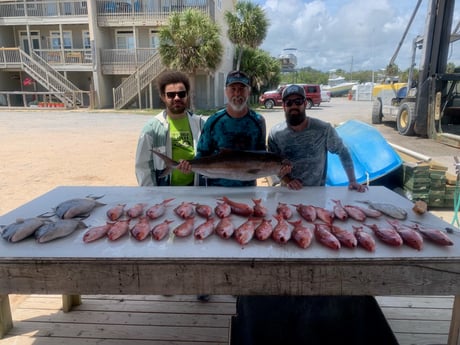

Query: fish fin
<box><xmin>151</xmin><ymin>150</ymin><xmax>178</xmax><ymax>178</ymax></box>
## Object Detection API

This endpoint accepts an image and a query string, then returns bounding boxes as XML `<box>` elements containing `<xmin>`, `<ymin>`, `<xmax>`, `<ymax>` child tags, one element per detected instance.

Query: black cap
<box><xmin>226</xmin><ymin>70</ymin><xmax>251</xmax><ymax>87</ymax></box>
<box><xmin>282</xmin><ymin>84</ymin><xmax>306</xmax><ymax>100</ymax></box>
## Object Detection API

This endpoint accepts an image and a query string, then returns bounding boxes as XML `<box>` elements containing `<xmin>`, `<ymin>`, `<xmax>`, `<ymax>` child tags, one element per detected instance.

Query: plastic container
<box><xmin>326</xmin><ymin>120</ymin><xmax>402</xmax><ymax>186</ymax></box>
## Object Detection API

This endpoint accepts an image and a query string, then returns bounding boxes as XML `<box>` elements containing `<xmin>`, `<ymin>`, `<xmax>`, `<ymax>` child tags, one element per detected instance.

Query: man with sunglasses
<box><xmin>135</xmin><ymin>70</ymin><xmax>205</xmax><ymax>186</ymax></box>
<box><xmin>268</xmin><ymin>84</ymin><xmax>366</xmax><ymax>192</ymax></box>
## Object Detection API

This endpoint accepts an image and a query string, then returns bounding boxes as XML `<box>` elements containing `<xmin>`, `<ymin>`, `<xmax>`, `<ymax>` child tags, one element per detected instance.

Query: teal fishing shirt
<box><xmin>196</xmin><ymin>108</ymin><xmax>267</xmax><ymax>187</ymax></box>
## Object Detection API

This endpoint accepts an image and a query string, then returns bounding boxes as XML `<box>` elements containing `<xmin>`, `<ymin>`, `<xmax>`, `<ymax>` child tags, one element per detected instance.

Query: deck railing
<box><xmin>0</xmin><ymin>0</ymin><xmax>88</xmax><ymax>18</ymax></box>
<box><xmin>96</xmin><ymin>0</ymin><xmax>215</xmax><ymax>26</ymax></box>
<box><xmin>101</xmin><ymin>48</ymin><xmax>157</xmax><ymax>74</ymax></box>
<box><xmin>34</xmin><ymin>49</ymin><xmax>93</xmax><ymax>65</ymax></box>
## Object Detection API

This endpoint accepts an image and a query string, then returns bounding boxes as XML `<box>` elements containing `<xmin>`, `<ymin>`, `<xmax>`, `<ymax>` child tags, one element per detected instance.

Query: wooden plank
<box><xmin>62</xmin><ymin>294</ymin><xmax>81</xmax><ymax>312</ymax></box>
<box><xmin>448</xmin><ymin>295</ymin><xmax>460</xmax><ymax>345</ymax></box>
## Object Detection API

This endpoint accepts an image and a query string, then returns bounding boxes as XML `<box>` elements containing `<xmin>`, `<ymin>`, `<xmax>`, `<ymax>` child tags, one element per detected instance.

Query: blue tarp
<box><xmin>326</xmin><ymin>120</ymin><xmax>402</xmax><ymax>186</ymax></box>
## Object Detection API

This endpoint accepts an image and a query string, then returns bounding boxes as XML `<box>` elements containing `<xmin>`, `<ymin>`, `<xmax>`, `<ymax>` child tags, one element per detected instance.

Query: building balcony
<box><xmin>96</xmin><ymin>0</ymin><xmax>215</xmax><ymax>27</ymax></box>
<box><xmin>101</xmin><ymin>48</ymin><xmax>157</xmax><ymax>74</ymax></box>
<box><xmin>0</xmin><ymin>1</ymin><xmax>88</xmax><ymax>25</ymax></box>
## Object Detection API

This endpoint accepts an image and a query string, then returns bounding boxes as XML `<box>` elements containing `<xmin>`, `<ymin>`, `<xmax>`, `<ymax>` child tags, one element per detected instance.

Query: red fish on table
<box><xmin>83</xmin><ymin>222</ymin><xmax>113</xmax><ymax>243</ymax></box>
<box><xmin>219</xmin><ymin>196</ymin><xmax>253</xmax><ymax>217</ymax></box>
<box><xmin>252</xmin><ymin>198</ymin><xmax>268</xmax><ymax>218</ymax></box>
<box><xmin>314</xmin><ymin>223</ymin><xmax>340</xmax><ymax>250</ymax></box>
<box><xmin>331</xmin><ymin>199</ymin><xmax>348</xmax><ymax>221</ymax></box>
<box><xmin>194</xmin><ymin>217</ymin><xmax>215</xmax><ymax>240</ymax></box>
<box><xmin>363</xmin><ymin>223</ymin><xmax>403</xmax><ymax>247</ymax></box>
<box><xmin>152</xmin><ymin>219</ymin><xmax>174</xmax><ymax>241</ymax></box>
<box><xmin>193</xmin><ymin>203</ymin><xmax>213</xmax><ymax>218</ymax></box>
<box><xmin>330</xmin><ymin>224</ymin><xmax>357</xmax><ymax>248</ymax></box>
<box><xmin>272</xmin><ymin>213</ymin><xmax>291</xmax><ymax>244</ymax></box>
<box><xmin>126</xmin><ymin>203</ymin><xmax>147</xmax><ymax>218</ymax></box>
<box><xmin>411</xmin><ymin>223</ymin><xmax>454</xmax><ymax>246</ymax></box>
<box><xmin>215</xmin><ymin>217</ymin><xmax>235</xmax><ymax>239</ymax></box>
<box><xmin>352</xmin><ymin>226</ymin><xmax>376</xmax><ymax>252</ymax></box>
<box><xmin>343</xmin><ymin>205</ymin><xmax>367</xmax><ymax>222</ymax></box>
<box><xmin>106</xmin><ymin>204</ymin><xmax>126</xmax><ymax>221</ymax></box>
<box><xmin>276</xmin><ymin>202</ymin><xmax>292</xmax><ymax>220</ymax></box>
<box><xmin>314</xmin><ymin>206</ymin><xmax>334</xmax><ymax>225</ymax></box>
<box><xmin>131</xmin><ymin>216</ymin><xmax>152</xmax><ymax>241</ymax></box>
<box><xmin>215</xmin><ymin>201</ymin><xmax>231</xmax><ymax>219</ymax></box>
<box><xmin>234</xmin><ymin>219</ymin><xmax>255</xmax><ymax>245</ymax></box>
<box><xmin>387</xmin><ymin>219</ymin><xmax>423</xmax><ymax>250</ymax></box>
<box><xmin>289</xmin><ymin>220</ymin><xmax>313</xmax><ymax>249</ymax></box>
<box><xmin>173</xmin><ymin>217</ymin><xmax>195</xmax><ymax>237</ymax></box>
<box><xmin>174</xmin><ymin>201</ymin><xmax>195</xmax><ymax>219</ymax></box>
<box><xmin>292</xmin><ymin>203</ymin><xmax>316</xmax><ymax>222</ymax></box>
<box><xmin>107</xmin><ymin>219</ymin><xmax>130</xmax><ymax>241</ymax></box>
<box><xmin>255</xmin><ymin>218</ymin><xmax>273</xmax><ymax>241</ymax></box>
<box><xmin>146</xmin><ymin>198</ymin><xmax>175</xmax><ymax>220</ymax></box>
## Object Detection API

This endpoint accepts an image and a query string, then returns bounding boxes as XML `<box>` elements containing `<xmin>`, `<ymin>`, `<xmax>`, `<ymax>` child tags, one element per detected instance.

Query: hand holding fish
<box><xmin>177</xmin><ymin>160</ymin><xmax>192</xmax><ymax>174</ymax></box>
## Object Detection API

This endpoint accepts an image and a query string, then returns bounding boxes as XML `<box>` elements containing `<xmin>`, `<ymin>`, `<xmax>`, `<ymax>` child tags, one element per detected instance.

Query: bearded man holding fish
<box><xmin>135</xmin><ymin>70</ymin><xmax>205</xmax><ymax>186</ymax></box>
<box><xmin>268</xmin><ymin>84</ymin><xmax>367</xmax><ymax>192</ymax></box>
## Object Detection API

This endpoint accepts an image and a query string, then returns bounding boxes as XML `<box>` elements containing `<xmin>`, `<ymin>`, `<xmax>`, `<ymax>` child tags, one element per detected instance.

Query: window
<box><xmin>50</xmin><ymin>31</ymin><xmax>73</xmax><ymax>49</ymax></box>
<box><xmin>150</xmin><ymin>30</ymin><xmax>159</xmax><ymax>49</ymax></box>
<box><xmin>116</xmin><ymin>30</ymin><xmax>134</xmax><ymax>49</ymax></box>
<box><xmin>82</xmin><ymin>31</ymin><xmax>91</xmax><ymax>49</ymax></box>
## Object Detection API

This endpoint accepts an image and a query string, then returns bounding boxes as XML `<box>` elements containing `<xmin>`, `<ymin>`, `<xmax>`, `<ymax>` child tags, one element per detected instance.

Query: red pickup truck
<box><xmin>259</xmin><ymin>84</ymin><xmax>322</xmax><ymax>109</ymax></box>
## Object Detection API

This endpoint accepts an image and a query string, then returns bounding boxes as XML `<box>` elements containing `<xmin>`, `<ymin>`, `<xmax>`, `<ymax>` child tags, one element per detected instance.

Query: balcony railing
<box><xmin>0</xmin><ymin>1</ymin><xmax>88</xmax><ymax>18</ymax></box>
<box><xmin>34</xmin><ymin>49</ymin><xmax>93</xmax><ymax>65</ymax></box>
<box><xmin>96</xmin><ymin>0</ymin><xmax>215</xmax><ymax>26</ymax></box>
<box><xmin>101</xmin><ymin>48</ymin><xmax>156</xmax><ymax>74</ymax></box>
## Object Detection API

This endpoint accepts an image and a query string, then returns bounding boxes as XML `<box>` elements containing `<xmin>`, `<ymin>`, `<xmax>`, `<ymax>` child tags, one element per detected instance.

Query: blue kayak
<box><xmin>326</xmin><ymin>120</ymin><xmax>402</xmax><ymax>186</ymax></box>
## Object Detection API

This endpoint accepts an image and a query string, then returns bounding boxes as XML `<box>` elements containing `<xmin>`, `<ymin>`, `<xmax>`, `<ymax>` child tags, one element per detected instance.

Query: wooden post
<box><xmin>448</xmin><ymin>295</ymin><xmax>460</xmax><ymax>345</ymax></box>
<box><xmin>0</xmin><ymin>295</ymin><xmax>13</xmax><ymax>338</ymax></box>
<box><xmin>62</xmin><ymin>294</ymin><xmax>82</xmax><ymax>313</ymax></box>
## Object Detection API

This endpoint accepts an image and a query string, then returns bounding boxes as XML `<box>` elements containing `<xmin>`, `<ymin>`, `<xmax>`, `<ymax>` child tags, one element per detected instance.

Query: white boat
<box><xmin>323</xmin><ymin>75</ymin><xmax>357</xmax><ymax>97</ymax></box>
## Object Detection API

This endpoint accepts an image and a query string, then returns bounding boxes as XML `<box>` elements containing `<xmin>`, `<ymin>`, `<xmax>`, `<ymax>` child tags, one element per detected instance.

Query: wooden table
<box><xmin>0</xmin><ymin>186</ymin><xmax>460</xmax><ymax>342</ymax></box>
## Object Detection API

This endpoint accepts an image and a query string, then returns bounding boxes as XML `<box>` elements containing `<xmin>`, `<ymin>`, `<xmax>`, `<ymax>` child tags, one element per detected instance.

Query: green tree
<box><xmin>238</xmin><ymin>47</ymin><xmax>281</xmax><ymax>94</ymax></box>
<box><xmin>225</xmin><ymin>1</ymin><xmax>269</xmax><ymax>70</ymax></box>
<box><xmin>159</xmin><ymin>9</ymin><xmax>223</xmax><ymax>108</ymax></box>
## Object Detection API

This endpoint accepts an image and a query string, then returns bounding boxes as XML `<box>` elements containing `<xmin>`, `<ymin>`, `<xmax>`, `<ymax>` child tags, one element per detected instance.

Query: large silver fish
<box><xmin>152</xmin><ymin>149</ymin><xmax>289</xmax><ymax>181</ymax></box>
<box><xmin>357</xmin><ymin>200</ymin><xmax>407</xmax><ymax>220</ymax></box>
<box><xmin>48</xmin><ymin>195</ymin><xmax>105</xmax><ymax>219</ymax></box>
<box><xmin>1</xmin><ymin>217</ymin><xmax>46</xmax><ymax>242</ymax></box>
<box><xmin>35</xmin><ymin>219</ymin><xmax>87</xmax><ymax>243</ymax></box>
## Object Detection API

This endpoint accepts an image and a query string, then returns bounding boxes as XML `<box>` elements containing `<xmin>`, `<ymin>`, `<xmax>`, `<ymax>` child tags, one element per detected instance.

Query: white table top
<box><xmin>0</xmin><ymin>186</ymin><xmax>457</xmax><ymax>261</ymax></box>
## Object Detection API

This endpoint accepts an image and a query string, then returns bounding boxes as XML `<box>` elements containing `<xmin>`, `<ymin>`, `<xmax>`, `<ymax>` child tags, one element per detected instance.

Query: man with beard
<box><xmin>268</xmin><ymin>84</ymin><xmax>366</xmax><ymax>192</ymax></box>
<box><xmin>194</xmin><ymin>70</ymin><xmax>267</xmax><ymax>187</ymax></box>
<box><xmin>135</xmin><ymin>70</ymin><xmax>205</xmax><ymax>186</ymax></box>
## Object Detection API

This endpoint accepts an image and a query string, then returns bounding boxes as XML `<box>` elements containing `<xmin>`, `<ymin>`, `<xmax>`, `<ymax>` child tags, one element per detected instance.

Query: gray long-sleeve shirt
<box><xmin>268</xmin><ymin>117</ymin><xmax>354</xmax><ymax>186</ymax></box>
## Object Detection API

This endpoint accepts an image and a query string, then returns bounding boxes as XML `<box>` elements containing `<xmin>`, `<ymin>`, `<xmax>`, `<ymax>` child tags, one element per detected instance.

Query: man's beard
<box><xmin>286</xmin><ymin>110</ymin><xmax>306</xmax><ymax>126</ymax></box>
<box><xmin>168</xmin><ymin>101</ymin><xmax>186</xmax><ymax>114</ymax></box>
<box><xmin>228</xmin><ymin>96</ymin><xmax>247</xmax><ymax>112</ymax></box>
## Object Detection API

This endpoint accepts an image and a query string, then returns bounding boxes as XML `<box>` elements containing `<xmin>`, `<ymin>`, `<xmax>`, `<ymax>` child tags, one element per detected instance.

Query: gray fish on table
<box><xmin>1</xmin><ymin>217</ymin><xmax>46</xmax><ymax>242</ymax></box>
<box><xmin>51</xmin><ymin>195</ymin><xmax>105</xmax><ymax>219</ymax></box>
<box><xmin>151</xmin><ymin>149</ymin><xmax>289</xmax><ymax>181</ymax></box>
<box><xmin>35</xmin><ymin>219</ymin><xmax>87</xmax><ymax>243</ymax></box>
<box><xmin>357</xmin><ymin>200</ymin><xmax>407</xmax><ymax>220</ymax></box>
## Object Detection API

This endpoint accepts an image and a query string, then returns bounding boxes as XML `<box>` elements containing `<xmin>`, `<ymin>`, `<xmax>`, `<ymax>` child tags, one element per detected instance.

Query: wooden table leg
<box><xmin>448</xmin><ymin>295</ymin><xmax>460</xmax><ymax>345</ymax></box>
<box><xmin>62</xmin><ymin>294</ymin><xmax>82</xmax><ymax>313</ymax></box>
<box><xmin>0</xmin><ymin>294</ymin><xmax>13</xmax><ymax>338</ymax></box>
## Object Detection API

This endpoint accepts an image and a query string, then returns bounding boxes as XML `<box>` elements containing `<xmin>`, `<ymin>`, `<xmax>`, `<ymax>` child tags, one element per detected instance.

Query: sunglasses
<box><xmin>284</xmin><ymin>98</ymin><xmax>305</xmax><ymax>107</ymax></box>
<box><xmin>165</xmin><ymin>91</ymin><xmax>187</xmax><ymax>99</ymax></box>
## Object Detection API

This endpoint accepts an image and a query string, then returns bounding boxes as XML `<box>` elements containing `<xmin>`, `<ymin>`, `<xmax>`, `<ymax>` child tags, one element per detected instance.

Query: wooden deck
<box><xmin>0</xmin><ymin>294</ymin><xmax>453</xmax><ymax>345</ymax></box>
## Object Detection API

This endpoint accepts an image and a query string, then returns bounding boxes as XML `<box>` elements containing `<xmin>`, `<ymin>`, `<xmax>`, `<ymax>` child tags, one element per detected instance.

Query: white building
<box><xmin>0</xmin><ymin>0</ymin><xmax>235</xmax><ymax>109</ymax></box>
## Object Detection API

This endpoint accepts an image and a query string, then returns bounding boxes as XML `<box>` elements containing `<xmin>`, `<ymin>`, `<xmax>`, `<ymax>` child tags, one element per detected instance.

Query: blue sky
<box><xmin>249</xmin><ymin>0</ymin><xmax>460</xmax><ymax>73</ymax></box>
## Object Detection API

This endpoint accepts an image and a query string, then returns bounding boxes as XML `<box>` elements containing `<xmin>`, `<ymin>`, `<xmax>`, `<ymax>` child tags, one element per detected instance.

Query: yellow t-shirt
<box><xmin>168</xmin><ymin>116</ymin><xmax>195</xmax><ymax>186</ymax></box>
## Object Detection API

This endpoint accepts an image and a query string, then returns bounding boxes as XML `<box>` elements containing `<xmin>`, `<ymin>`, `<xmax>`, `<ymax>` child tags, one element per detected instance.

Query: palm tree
<box><xmin>239</xmin><ymin>47</ymin><xmax>281</xmax><ymax>93</ymax></box>
<box><xmin>225</xmin><ymin>1</ymin><xmax>269</xmax><ymax>70</ymax></box>
<box><xmin>159</xmin><ymin>9</ymin><xmax>223</xmax><ymax>108</ymax></box>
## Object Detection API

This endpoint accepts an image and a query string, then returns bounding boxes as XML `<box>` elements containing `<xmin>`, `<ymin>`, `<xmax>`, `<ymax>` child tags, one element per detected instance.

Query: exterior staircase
<box><xmin>113</xmin><ymin>52</ymin><xmax>166</xmax><ymax>109</ymax></box>
<box><xmin>0</xmin><ymin>47</ymin><xmax>83</xmax><ymax>108</ymax></box>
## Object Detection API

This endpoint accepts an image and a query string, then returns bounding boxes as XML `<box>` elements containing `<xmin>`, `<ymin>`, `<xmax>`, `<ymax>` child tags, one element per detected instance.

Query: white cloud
<box><xmin>251</xmin><ymin>0</ymin><xmax>460</xmax><ymax>72</ymax></box>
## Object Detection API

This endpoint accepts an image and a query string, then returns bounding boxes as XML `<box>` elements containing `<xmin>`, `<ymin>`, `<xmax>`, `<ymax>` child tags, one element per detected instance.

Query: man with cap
<box><xmin>268</xmin><ymin>84</ymin><xmax>367</xmax><ymax>192</ymax></box>
<box><xmin>194</xmin><ymin>70</ymin><xmax>267</xmax><ymax>187</ymax></box>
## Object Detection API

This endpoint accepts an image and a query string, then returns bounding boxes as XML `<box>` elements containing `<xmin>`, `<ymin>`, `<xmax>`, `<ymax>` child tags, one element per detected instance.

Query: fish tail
<box><xmin>151</xmin><ymin>150</ymin><xmax>178</xmax><ymax>177</ymax></box>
